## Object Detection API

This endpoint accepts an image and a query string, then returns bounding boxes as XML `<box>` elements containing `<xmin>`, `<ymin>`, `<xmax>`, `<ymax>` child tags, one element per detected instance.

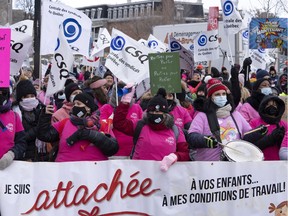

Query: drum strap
<box><xmin>230</xmin><ymin>113</ymin><xmax>242</xmax><ymax>139</ymax></box>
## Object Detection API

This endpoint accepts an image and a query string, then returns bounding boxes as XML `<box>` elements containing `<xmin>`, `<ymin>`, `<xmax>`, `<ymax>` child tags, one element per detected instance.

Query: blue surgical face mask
<box><xmin>213</xmin><ymin>95</ymin><xmax>227</xmax><ymax>107</ymax></box>
<box><xmin>261</xmin><ymin>87</ymin><xmax>272</xmax><ymax>96</ymax></box>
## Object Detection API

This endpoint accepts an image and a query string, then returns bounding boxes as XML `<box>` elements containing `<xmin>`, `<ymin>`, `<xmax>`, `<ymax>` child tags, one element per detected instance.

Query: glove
<box><xmin>270</xmin><ymin>126</ymin><xmax>285</xmax><ymax>145</ymax></box>
<box><xmin>0</xmin><ymin>151</ymin><xmax>15</xmax><ymax>170</ymax></box>
<box><xmin>243</xmin><ymin>57</ymin><xmax>252</xmax><ymax>67</ymax></box>
<box><xmin>121</xmin><ymin>84</ymin><xmax>135</xmax><ymax>104</ymax></box>
<box><xmin>66</xmin><ymin>129</ymin><xmax>83</xmax><ymax>146</ymax></box>
<box><xmin>160</xmin><ymin>153</ymin><xmax>178</xmax><ymax>172</ymax></box>
<box><xmin>204</xmin><ymin>136</ymin><xmax>218</xmax><ymax>148</ymax></box>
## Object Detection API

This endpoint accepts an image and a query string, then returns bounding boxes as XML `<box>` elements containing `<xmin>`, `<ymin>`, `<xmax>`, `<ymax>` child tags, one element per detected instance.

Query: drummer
<box><xmin>186</xmin><ymin>78</ymin><xmax>262</xmax><ymax>161</ymax></box>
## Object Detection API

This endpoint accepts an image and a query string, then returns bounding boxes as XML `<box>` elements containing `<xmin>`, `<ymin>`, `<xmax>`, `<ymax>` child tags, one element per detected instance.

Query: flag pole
<box><xmin>34</xmin><ymin>0</ymin><xmax>41</xmax><ymax>80</ymax></box>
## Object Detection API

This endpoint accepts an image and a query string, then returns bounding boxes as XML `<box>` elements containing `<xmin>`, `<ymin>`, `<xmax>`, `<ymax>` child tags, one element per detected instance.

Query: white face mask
<box><xmin>212</xmin><ymin>95</ymin><xmax>227</xmax><ymax>107</ymax></box>
<box><xmin>19</xmin><ymin>97</ymin><xmax>39</xmax><ymax>111</ymax></box>
<box><xmin>260</xmin><ymin>87</ymin><xmax>272</xmax><ymax>96</ymax></box>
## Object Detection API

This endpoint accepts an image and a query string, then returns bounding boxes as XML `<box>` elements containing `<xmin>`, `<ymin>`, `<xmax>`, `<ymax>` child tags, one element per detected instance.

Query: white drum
<box><xmin>223</xmin><ymin>140</ymin><xmax>264</xmax><ymax>162</ymax></box>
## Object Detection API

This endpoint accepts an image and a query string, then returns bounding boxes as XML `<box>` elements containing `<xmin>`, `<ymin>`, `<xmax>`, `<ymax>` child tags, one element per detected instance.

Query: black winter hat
<box><xmin>211</xmin><ymin>67</ymin><xmax>220</xmax><ymax>78</ymax></box>
<box><xmin>147</xmin><ymin>88</ymin><xmax>169</xmax><ymax>113</ymax></box>
<box><xmin>252</xmin><ymin>78</ymin><xmax>271</xmax><ymax>91</ymax></box>
<box><xmin>73</xmin><ymin>92</ymin><xmax>98</xmax><ymax>113</ymax></box>
<box><xmin>16</xmin><ymin>80</ymin><xmax>36</xmax><ymax>102</ymax></box>
<box><xmin>65</xmin><ymin>83</ymin><xmax>81</xmax><ymax>102</ymax></box>
<box><xmin>256</xmin><ymin>69</ymin><xmax>269</xmax><ymax>80</ymax></box>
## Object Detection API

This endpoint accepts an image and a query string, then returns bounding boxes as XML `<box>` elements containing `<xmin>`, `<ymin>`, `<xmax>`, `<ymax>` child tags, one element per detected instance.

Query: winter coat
<box><xmin>100</xmin><ymin>103</ymin><xmax>143</xmax><ymax>157</ymax></box>
<box><xmin>0</xmin><ymin>110</ymin><xmax>26</xmax><ymax>159</ymax></box>
<box><xmin>113</xmin><ymin>102</ymin><xmax>189</xmax><ymax>161</ymax></box>
<box><xmin>37</xmin><ymin>111</ymin><xmax>118</xmax><ymax>162</ymax></box>
<box><xmin>187</xmin><ymin>111</ymin><xmax>251</xmax><ymax>161</ymax></box>
<box><xmin>170</xmin><ymin>105</ymin><xmax>192</xmax><ymax>130</ymax></box>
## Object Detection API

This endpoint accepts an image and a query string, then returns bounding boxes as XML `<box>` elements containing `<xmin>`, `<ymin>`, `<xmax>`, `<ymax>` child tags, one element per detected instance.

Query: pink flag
<box><xmin>207</xmin><ymin>7</ymin><xmax>219</xmax><ymax>31</ymax></box>
<box><xmin>0</xmin><ymin>28</ymin><xmax>11</xmax><ymax>87</ymax></box>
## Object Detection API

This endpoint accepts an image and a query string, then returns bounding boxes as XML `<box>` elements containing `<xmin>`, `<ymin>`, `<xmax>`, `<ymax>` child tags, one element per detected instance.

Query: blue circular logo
<box><xmin>55</xmin><ymin>38</ymin><xmax>60</xmax><ymax>51</ymax></box>
<box><xmin>242</xmin><ymin>30</ymin><xmax>249</xmax><ymax>39</ymax></box>
<box><xmin>258</xmin><ymin>47</ymin><xmax>265</xmax><ymax>53</ymax></box>
<box><xmin>198</xmin><ymin>35</ymin><xmax>207</xmax><ymax>46</ymax></box>
<box><xmin>190</xmin><ymin>44</ymin><xmax>194</xmax><ymax>50</ymax></box>
<box><xmin>111</xmin><ymin>36</ymin><xmax>125</xmax><ymax>51</ymax></box>
<box><xmin>148</xmin><ymin>40</ymin><xmax>158</xmax><ymax>49</ymax></box>
<box><xmin>223</xmin><ymin>1</ymin><xmax>234</xmax><ymax>16</ymax></box>
<box><xmin>63</xmin><ymin>18</ymin><xmax>82</xmax><ymax>43</ymax></box>
<box><xmin>170</xmin><ymin>41</ymin><xmax>181</xmax><ymax>51</ymax></box>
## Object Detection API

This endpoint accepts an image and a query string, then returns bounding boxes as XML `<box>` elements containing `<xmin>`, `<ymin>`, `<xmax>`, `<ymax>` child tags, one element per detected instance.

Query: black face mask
<box><xmin>264</xmin><ymin>105</ymin><xmax>278</xmax><ymax>116</ymax></box>
<box><xmin>147</xmin><ymin>113</ymin><xmax>164</xmax><ymax>124</ymax></box>
<box><xmin>71</xmin><ymin>106</ymin><xmax>87</xmax><ymax>118</ymax></box>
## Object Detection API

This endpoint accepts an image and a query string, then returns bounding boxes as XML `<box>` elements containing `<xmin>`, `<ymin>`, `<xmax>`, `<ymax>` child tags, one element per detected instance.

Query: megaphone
<box><xmin>117</xmin><ymin>88</ymin><xmax>132</xmax><ymax>97</ymax></box>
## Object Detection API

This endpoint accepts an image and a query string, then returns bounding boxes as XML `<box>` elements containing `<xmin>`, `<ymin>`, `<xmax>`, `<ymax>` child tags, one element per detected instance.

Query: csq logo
<box><xmin>170</xmin><ymin>41</ymin><xmax>181</xmax><ymax>51</ymax></box>
<box><xmin>258</xmin><ymin>47</ymin><xmax>265</xmax><ymax>54</ymax></box>
<box><xmin>198</xmin><ymin>35</ymin><xmax>207</xmax><ymax>46</ymax></box>
<box><xmin>63</xmin><ymin>18</ymin><xmax>82</xmax><ymax>43</ymax></box>
<box><xmin>148</xmin><ymin>40</ymin><xmax>158</xmax><ymax>49</ymax></box>
<box><xmin>242</xmin><ymin>30</ymin><xmax>249</xmax><ymax>39</ymax></box>
<box><xmin>111</xmin><ymin>36</ymin><xmax>126</xmax><ymax>51</ymax></box>
<box><xmin>223</xmin><ymin>1</ymin><xmax>234</xmax><ymax>16</ymax></box>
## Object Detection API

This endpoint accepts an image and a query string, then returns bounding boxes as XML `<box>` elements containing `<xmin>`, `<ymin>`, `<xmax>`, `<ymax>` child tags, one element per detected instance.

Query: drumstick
<box><xmin>204</xmin><ymin>136</ymin><xmax>244</xmax><ymax>154</ymax></box>
<box><xmin>244</xmin><ymin>124</ymin><xmax>270</xmax><ymax>135</ymax></box>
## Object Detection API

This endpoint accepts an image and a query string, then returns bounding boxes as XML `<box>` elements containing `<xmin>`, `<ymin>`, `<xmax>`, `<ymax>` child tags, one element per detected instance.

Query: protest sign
<box><xmin>0</xmin><ymin>161</ymin><xmax>287</xmax><ymax>215</ymax></box>
<box><xmin>249</xmin><ymin>18</ymin><xmax>287</xmax><ymax>49</ymax></box>
<box><xmin>10</xmin><ymin>20</ymin><xmax>34</xmax><ymax>36</ymax></box>
<box><xmin>149</xmin><ymin>52</ymin><xmax>181</xmax><ymax>95</ymax></box>
<box><xmin>90</xmin><ymin>28</ymin><xmax>111</xmax><ymax>57</ymax></box>
<box><xmin>0</xmin><ymin>28</ymin><xmax>10</xmax><ymax>87</ymax></box>
<box><xmin>221</xmin><ymin>0</ymin><xmax>243</xmax><ymax>34</ymax></box>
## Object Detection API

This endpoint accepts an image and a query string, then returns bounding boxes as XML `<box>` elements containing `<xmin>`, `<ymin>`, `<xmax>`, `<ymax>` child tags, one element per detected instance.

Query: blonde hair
<box><xmin>240</xmin><ymin>86</ymin><xmax>251</xmax><ymax>103</ymax></box>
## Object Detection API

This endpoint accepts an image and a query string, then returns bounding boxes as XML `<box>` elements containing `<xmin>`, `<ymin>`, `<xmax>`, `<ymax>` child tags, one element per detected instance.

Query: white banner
<box><xmin>250</xmin><ymin>48</ymin><xmax>274</xmax><ymax>70</ymax></box>
<box><xmin>81</xmin><ymin>56</ymin><xmax>100</xmax><ymax>68</ymax></box>
<box><xmin>169</xmin><ymin>36</ymin><xmax>194</xmax><ymax>72</ymax></box>
<box><xmin>138</xmin><ymin>38</ymin><xmax>148</xmax><ymax>47</ymax></box>
<box><xmin>41</xmin><ymin>0</ymin><xmax>92</xmax><ymax>56</ymax></box>
<box><xmin>221</xmin><ymin>0</ymin><xmax>243</xmax><ymax>34</ymax></box>
<box><xmin>194</xmin><ymin>30</ymin><xmax>220</xmax><ymax>62</ymax></box>
<box><xmin>147</xmin><ymin>34</ymin><xmax>168</xmax><ymax>52</ymax></box>
<box><xmin>0</xmin><ymin>161</ymin><xmax>287</xmax><ymax>215</ymax></box>
<box><xmin>46</xmin><ymin>26</ymin><xmax>74</xmax><ymax>96</ymax></box>
<box><xmin>10</xmin><ymin>29</ymin><xmax>33</xmax><ymax>76</ymax></box>
<box><xmin>105</xmin><ymin>28</ymin><xmax>155</xmax><ymax>84</ymax></box>
<box><xmin>90</xmin><ymin>28</ymin><xmax>111</xmax><ymax>57</ymax></box>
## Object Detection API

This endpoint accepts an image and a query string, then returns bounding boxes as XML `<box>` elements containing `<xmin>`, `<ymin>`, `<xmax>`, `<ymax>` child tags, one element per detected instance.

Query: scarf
<box><xmin>216</xmin><ymin>104</ymin><xmax>232</xmax><ymax>118</ymax></box>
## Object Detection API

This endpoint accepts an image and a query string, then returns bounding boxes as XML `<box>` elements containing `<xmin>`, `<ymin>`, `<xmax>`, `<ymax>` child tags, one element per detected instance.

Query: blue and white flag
<box><xmin>41</xmin><ymin>0</ymin><xmax>92</xmax><ymax>56</ymax></box>
<box><xmin>90</xmin><ymin>28</ymin><xmax>111</xmax><ymax>57</ymax></box>
<box><xmin>221</xmin><ymin>0</ymin><xmax>243</xmax><ymax>34</ymax></box>
<box><xmin>147</xmin><ymin>34</ymin><xmax>168</xmax><ymax>52</ymax></box>
<box><xmin>46</xmin><ymin>25</ymin><xmax>74</xmax><ymax>96</ymax></box>
<box><xmin>194</xmin><ymin>30</ymin><xmax>220</xmax><ymax>62</ymax></box>
<box><xmin>169</xmin><ymin>36</ymin><xmax>194</xmax><ymax>72</ymax></box>
<box><xmin>105</xmin><ymin>28</ymin><xmax>155</xmax><ymax>84</ymax></box>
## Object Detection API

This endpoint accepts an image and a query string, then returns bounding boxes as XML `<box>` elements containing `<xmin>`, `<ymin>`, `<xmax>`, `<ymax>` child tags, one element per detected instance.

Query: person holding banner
<box><xmin>186</xmin><ymin>78</ymin><xmax>261</xmax><ymax>161</ymax></box>
<box><xmin>100</xmin><ymin>82</ymin><xmax>143</xmax><ymax>158</ymax></box>
<box><xmin>249</xmin><ymin>95</ymin><xmax>287</xmax><ymax>160</ymax></box>
<box><xmin>113</xmin><ymin>86</ymin><xmax>190</xmax><ymax>171</ymax></box>
<box><xmin>37</xmin><ymin>92</ymin><xmax>118</xmax><ymax>162</ymax></box>
<box><xmin>12</xmin><ymin>80</ymin><xmax>47</xmax><ymax>161</ymax></box>
<box><xmin>0</xmin><ymin>87</ymin><xmax>27</xmax><ymax>169</ymax></box>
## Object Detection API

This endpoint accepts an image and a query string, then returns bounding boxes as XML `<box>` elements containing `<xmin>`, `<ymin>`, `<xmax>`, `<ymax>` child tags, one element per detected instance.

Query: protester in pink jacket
<box><xmin>100</xmin><ymin>84</ymin><xmax>143</xmax><ymax>158</ymax></box>
<box><xmin>37</xmin><ymin>92</ymin><xmax>118</xmax><ymax>162</ymax></box>
<box><xmin>114</xmin><ymin>87</ymin><xmax>190</xmax><ymax>171</ymax></box>
<box><xmin>250</xmin><ymin>96</ymin><xmax>287</xmax><ymax>160</ymax></box>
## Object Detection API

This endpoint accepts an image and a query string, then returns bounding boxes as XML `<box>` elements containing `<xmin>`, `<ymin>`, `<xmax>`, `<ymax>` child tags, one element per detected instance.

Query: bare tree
<box><xmin>15</xmin><ymin>0</ymin><xmax>34</xmax><ymax>19</ymax></box>
<box><xmin>249</xmin><ymin>0</ymin><xmax>288</xmax><ymax>17</ymax></box>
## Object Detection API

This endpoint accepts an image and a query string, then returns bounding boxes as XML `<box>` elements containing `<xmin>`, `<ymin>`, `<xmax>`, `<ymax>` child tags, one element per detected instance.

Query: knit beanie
<box><xmin>252</xmin><ymin>78</ymin><xmax>271</xmax><ymax>91</ymax></box>
<box><xmin>73</xmin><ymin>92</ymin><xmax>98</xmax><ymax>112</ymax></box>
<box><xmin>16</xmin><ymin>80</ymin><xmax>37</xmax><ymax>102</ymax></box>
<box><xmin>256</xmin><ymin>69</ymin><xmax>269</xmax><ymax>80</ymax></box>
<box><xmin>146</xmin><ymin>88</ymin><xmax>169</xmax><ymax>113</ymax></box>
<box><xmin>206</xmin><ymin>78</ymin><xmax>227</xmax><ymax>97</ymax></box>
<box><xmin>65</xmin><ymin>83</ymin><xmax>81</xmax><ymax>102</ymax></box>
<box><xmin>211</xmin><ymin>67</ymin><xmax>220</xmax><ymax>78</ymax></box>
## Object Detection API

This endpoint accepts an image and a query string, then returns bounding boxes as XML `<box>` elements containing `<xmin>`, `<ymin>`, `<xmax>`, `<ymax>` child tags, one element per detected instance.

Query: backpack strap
<box><xmin>131</xmin><ymin>120</ymin><xmax>145</xmax><ymax>159</ymax></box>
<box><xmin>206</xmin><ymin>112</ymin><xmax>222</xmax><ymax>143</ymax></box>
